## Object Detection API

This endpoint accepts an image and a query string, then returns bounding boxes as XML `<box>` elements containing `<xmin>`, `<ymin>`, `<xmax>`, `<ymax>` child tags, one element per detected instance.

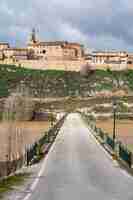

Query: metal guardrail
<box><xmin>98</xmin><ymin>128</ymin><xmax>105</xmax><ymax>140</ymax></box>
<box><xmin>26</xmin><ymin>114</ymin><xmax>67</xmax><ymax>166</ymax></box>
<box><xmin>38</xmin><ymin>134</ymin><xmax>49</xmax><ymax>146</ymax></box>
<box><xmin>81</xmin><ymin>112</ymin><xmax>133</xmax><ymax>168</ymax></box>
<box><xmin>119</xmin><ymin>143</ymin><xmax>132</xmax><ymax>168</ymax></box>
<box><xmin>106</xmin><ymin>135</ymin><xmax>114</xmax><ymax>150</ymax></box>
<box><xmin>26</xmin><ymin>143</ymin><xmax>38</xmax><ymax>166</ymax></box>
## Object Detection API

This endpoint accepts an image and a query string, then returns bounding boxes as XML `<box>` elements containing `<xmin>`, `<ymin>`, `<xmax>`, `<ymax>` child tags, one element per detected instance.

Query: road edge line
<box><xmin>23</xmin><ymin>128</ymin><xmax>63</xmax><ymax>200</ymax></box>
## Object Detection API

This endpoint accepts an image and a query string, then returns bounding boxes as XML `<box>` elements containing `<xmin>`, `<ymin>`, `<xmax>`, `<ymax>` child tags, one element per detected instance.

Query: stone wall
<box><xmin>1</xmin><ymin>59</ymin><xmax>133</xmax><ymax>71</ymax></box>
<box><xmin>0</xmin><ymin>59</ymin><xmax>85</xmax><ymax>71</ymax></box>
<box><xmin>127</xmin><ymin>64</ymin><xmax>133</xmax><ymax>70</ymax></box>
<box><xmin>93</xmin><ymin>63</ymin><xmax>128</xmax><ymax>70</ymax></box>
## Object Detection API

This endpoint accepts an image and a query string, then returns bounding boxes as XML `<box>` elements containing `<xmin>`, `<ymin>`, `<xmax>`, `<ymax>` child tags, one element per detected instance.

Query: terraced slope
<box><xmin>1</xmin><ymin>64</ymin><xmax>133</xmax><ymax>98</ymax></box>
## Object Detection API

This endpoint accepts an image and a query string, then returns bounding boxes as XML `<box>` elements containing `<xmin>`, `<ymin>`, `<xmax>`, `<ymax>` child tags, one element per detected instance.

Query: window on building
<box><xmin>75</xmin><ymin>50</ymin><xmax>78</xmax><ymax>57</ymax></box>
<box><xmin>42</xmin><ymin>50</ymin><xmax>46</xmax><ymax>54</ymax></box>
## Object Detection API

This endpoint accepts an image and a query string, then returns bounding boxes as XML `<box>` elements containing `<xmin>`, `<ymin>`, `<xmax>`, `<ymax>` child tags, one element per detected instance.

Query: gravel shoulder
<box><xmin>2</xmin><ymin>161</ymin><xmax>43</xmax><ymax>200</ymax></box>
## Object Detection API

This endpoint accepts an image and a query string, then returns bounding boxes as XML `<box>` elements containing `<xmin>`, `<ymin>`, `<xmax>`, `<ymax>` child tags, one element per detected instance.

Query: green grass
<box><xmin>1</xmin><ymin>64</ymin><xmax>133</xmax><ymax>98</ymax></box>
<box><xmin>95</xmin><ymin>82</ymin><xmax>113</xmax><ymax>91</ymax></box>
<box><xmin>127</xmin><ymin>144</ymin><xmax>133</xmax><ymax>153</ymax></box>
<box><xmin>0</xmin><ymin>173</ymin><xmax>29</xmax><ymax>198</ymax></box>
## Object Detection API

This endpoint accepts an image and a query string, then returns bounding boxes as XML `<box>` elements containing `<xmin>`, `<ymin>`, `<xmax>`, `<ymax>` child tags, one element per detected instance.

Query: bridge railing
<box><xmin>26</xmin><ymin>114</ymin><xmax>67</xmax><ymax>166</ymax></box>
<box><xmin>0</xmin><ymin>114</ymin><xmax>67</xmax><ymax>179</ymax></box>
<box><xmin>81</xmin><ymin>113</ymin><xmax>133</xmax><ymax>168</ymax></box>
<box><xmin>119</xmin><ymin>143</ymin><xmax>132</xmax><ymax>168</ymax></box>
<box><xmin>106</xmin><ymin>134</ymin><xmax>115</xmax><ymax>150</ymax></box>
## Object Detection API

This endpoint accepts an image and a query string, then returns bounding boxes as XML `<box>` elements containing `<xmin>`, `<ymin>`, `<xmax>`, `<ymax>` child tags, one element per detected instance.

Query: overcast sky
<box><xmin>0</xmin><ymin>0</ymin><xmax>133</xmax><ymax>51</ymax></box>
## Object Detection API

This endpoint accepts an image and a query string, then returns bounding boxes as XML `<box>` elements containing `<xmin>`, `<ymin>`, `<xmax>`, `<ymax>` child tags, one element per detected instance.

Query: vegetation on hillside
<box><xmin>0</xmin><ymin>64</ymin><xmax>133</xmax><ymax>98</ymax></box>
<box><xmin>0</xmin><ymin>173</ymin><xmax>29</xmax><ymax>198</ymax></box>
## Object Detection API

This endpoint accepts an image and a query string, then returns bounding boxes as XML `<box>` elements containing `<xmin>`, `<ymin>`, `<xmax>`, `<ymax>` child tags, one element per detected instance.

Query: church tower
<box><xmin>29</xmin><ymin>28</ymin><xmax>37</xmax><ymax>44</ymax></box>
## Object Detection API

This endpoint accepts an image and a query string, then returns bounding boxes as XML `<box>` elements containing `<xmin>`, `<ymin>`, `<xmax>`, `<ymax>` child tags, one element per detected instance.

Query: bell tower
<box><xmin>29</xmin><ymin>28</ymin><xmax>37</xmax><ymax>44</ymax></box>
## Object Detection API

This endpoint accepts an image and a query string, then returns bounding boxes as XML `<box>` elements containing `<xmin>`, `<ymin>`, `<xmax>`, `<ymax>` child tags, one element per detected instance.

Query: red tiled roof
<box><xmin>28</xmin><ymin>41</ymin><xmax>82</xmax><ymax>47</ymax></box>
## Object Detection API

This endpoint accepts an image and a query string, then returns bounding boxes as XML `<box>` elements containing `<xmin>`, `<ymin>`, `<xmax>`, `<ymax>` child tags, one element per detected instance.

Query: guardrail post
<box><xmin>119</xmin><ymin>143</ymin><xmax>132</xmax><ymax>168</ymax></box>
<box><xmin>131</xmin><ymin>154</ymin><xmax>133</xmax><ymax>169</ymax></box>
<box><xmin>103</xmin><ymin>132</ymin><xmax>107</xmax><ymax>144</ymax></box>
<box><xmin>115</xmin><ymin>140</ymin><xmax>119</xmax><ymax>158</ymax></box>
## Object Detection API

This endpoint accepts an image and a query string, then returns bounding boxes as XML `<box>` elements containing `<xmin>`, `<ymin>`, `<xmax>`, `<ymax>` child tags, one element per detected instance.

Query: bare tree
<box><xmin>3</xmin><ymin>91</ymin><xmax>36</xmax><ymax>171</ymax></box>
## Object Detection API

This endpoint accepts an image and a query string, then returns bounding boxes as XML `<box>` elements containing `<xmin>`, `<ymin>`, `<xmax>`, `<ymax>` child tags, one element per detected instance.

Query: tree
<box><xmin>3</xmin><ymin>91</ymin><xmax>36</xmax><ymax>172</ymax></box>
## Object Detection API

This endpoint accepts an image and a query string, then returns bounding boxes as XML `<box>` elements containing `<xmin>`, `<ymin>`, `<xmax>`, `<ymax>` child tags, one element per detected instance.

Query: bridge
<box><xmin>23</xmin><ymin>113</ymin><xmax>133</xmax><ymax>200</ymax></box>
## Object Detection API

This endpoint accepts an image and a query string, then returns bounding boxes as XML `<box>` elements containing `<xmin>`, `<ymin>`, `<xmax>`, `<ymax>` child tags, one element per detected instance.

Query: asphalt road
<box><xmin>24</xmin><ymin>113</ymin><xmax>133</xmax><ymax>200</ymax></box>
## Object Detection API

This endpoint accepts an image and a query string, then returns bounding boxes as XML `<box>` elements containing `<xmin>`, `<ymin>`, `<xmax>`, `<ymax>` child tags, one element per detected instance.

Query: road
<box><xmin>24</xmin><ymin>113</ymin><xmax>133</xmax><ymax>200</ymax></box>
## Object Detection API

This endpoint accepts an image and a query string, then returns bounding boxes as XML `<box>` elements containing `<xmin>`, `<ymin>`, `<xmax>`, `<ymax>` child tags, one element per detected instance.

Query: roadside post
<box><xmin>112</xmin><ymin>99</ymin><xmax>117</xmax><ymax>160</ymax></box>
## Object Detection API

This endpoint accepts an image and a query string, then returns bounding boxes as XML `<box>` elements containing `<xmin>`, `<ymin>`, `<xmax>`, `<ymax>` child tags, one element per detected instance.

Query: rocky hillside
<box><xmin>1</xmin><ymin>64</ymin><xmax>133</xmax><ymax>98</ymax></box>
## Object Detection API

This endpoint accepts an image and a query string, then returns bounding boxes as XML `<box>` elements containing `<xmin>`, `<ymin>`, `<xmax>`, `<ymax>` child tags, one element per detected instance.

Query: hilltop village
<box><xmin>0</xmin><ymin>29</ymin><xmax>133</xmax><ymax>71</ymax></box>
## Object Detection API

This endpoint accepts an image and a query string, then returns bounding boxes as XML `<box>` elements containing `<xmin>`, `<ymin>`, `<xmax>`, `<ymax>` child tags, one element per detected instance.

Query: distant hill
<box><xmin>0</xmin><ymin>64</ymin><xmax>133</xmax><ymax>98</ymax></box>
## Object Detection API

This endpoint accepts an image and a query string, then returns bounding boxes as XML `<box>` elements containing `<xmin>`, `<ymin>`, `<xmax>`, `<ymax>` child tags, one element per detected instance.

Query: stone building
<box><xmin>0</xmin><ymin>42</ymin><xmax>10</xmax><ymax>50</ymax></box>
<box><xmin>0</xmin><ymin>29</ymin><xmax>85</xmax><ymax>71</ymax></box>
<box><xmin>127</xmin><ymin>53</ymin><xmax>133</xmax><ymax>64</ymax></box>
<box><xmin>0</xmin><ymin>43</ymin><xmax>10</xmax><ymax>60</ymax></box>
<box><xmin>3</xmin><ymin>48</ymin><xmax>29</xmax><ymax>61</ymax></box>
<box><xmin>27</xmin><ymin>29</ymin><xmax>84</xmax><ymax>61</ymax></box>
<box><xmin>0</xmin><ymin>51</ymin><xmax>3</xmax><ymax>60</ymax></box>
<box><xmin>1</xmin><ymin>29</ymin><xmax>133</xmax><ymax>71</ymax></box>
<box><xmin>92</xmin><ymin>51</ymin><xmax>128</xmax><ymax>64</ymax></box>
<box><xmin>84</xmin><ymin>53</ymin><xmax>92</xmax><ymax>63</ymax></box>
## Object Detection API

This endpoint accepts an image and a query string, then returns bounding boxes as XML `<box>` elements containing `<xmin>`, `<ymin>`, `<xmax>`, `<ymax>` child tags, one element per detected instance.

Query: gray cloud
<box><xmin>0</xmin><ymin>0</ymin><xmax>133</xmax><ymax>51</ymax></box>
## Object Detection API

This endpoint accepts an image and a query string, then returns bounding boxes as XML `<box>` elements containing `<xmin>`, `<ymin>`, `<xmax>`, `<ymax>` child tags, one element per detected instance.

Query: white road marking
<box><xmin>23</xmin><ymin>115</ymin><xmax>133</xmax><ymax>200</ymax></box>
<box><xmin>120</xmin><ymin>167</ymin><xmax>133</xmax><ymax>179</ymax></box>
<box><xmin>23</xmin><ymin>129</ymin><xmax>62</xmax><ymax>200</ymax></box>
<box><xmin>88</xmin><ymin>126</ymin><xmax>133</xmax><ymax>179</ymax></box>
<box><xmin>23</xmin><ymin>193</ymin><xmax>31</xmax><ymax>200</ymax></box>
<box><xmin>87</xmin><ymin>127</ymin><xmax>114</xmax><ymax>161</ymax></box>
